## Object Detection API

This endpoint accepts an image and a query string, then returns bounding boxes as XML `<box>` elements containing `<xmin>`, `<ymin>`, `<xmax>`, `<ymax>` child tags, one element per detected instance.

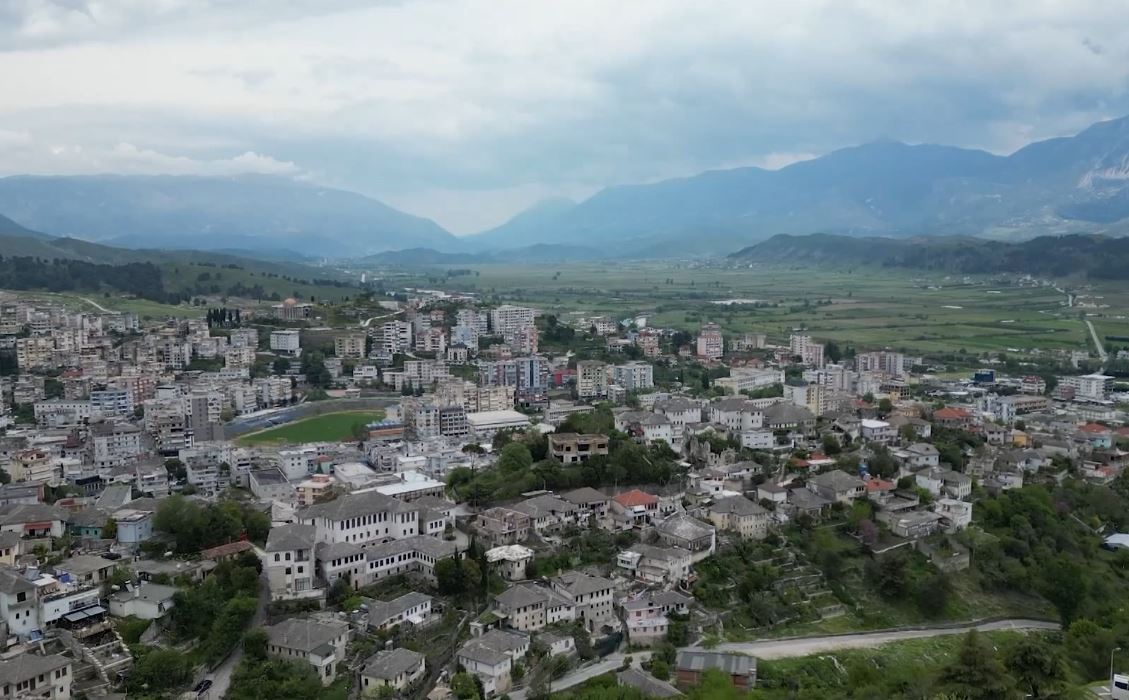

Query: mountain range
<box><xmin>3</xmin><ymin>114</ymin><xmax>1129</xmax><ymax>258</ymax></box>
<box><xmin>0</xmin><ymin>174</ymin><xmax>458</xmax><ymax>257</ymax></box>
<box><xmin>473</xmin><ymin>114</ymin><xmax>1129</xmax><ymax>252</ymax></box>
<box><xmin>731</xmin><ymin>232</ymin><xmax>1129</xmax><ymax>279</ymax></box>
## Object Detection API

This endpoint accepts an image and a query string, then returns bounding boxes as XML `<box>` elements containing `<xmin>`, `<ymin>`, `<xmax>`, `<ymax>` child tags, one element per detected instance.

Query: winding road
<box><xmin>79</xmin><ymin>296</ymin><xmax>113</xmax><ymax>313</ymax></box>
<box><xmin>512</xmin><ymin>619</ymin><xmax>1059</xmax><ymax>699</ymax></box>
<box><xmin>703</xmin><ymin>618</ymin><xmax>1060</xmax><ymax>660</ymax></box>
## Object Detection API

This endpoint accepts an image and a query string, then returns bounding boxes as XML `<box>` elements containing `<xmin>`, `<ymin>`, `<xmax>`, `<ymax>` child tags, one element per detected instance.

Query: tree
<box><xmin>1004</xmin><ymin>637</ymin><xmax>1067</xmax><ymax>699</ymax></box>
<box><xmin>451</xmin><ymin>672</ymin><xmax>482</xmax><ymax>700</ymax></box>
<box><xmin>1040</xmin><ymin>555</ymin><xmax>1088</xmax><ymax>624</ymax></box>
<box><xmin>102</xmin><ymin>518</ymin><xmax>118</xmax><ymax>540</ymax></box>
<box><xmin>650</xmin><ymin>659</ymin><xmax>670</xmax><ymax>681</ymax></box>
<box><xmin>243</xmin><ymin>628</ymin><xmax>269</xmax><ymax>662</ymax></box>
<box><xmin>936</xmin><ymin>631</ymin><xmax>1016</xmax><ymax>700</ymax></box>
<box><xmin>877</xmin><ymin>397</ymin><xmax>894</xmax><ymax>415</ymax></box>
<box><xmin>436</xmin><ymin>557</ymin><xmax>466</xmax><ymax>596</ymax></box>
<box><xmin>126</xmin><ymin>648</ymin><xmax>194</xmax><ymax>695</ymax></box>
<box><xmin>497</xmin><ymin>442</ymin><xmax>533</xmax><ymax>473</ymax></box>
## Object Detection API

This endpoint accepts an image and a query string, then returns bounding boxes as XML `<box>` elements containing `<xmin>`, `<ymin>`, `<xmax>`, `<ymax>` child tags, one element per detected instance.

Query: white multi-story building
<box><xmin>269</xmin><ymin>330</ymin><xmax>301</xmax><ymax>356</ymax></box>
<box><xmin>789</xmin><ymin>334</ymin><xmax>825</xmax><ymax>367</ymax></box>
<box><xmin>335</xmin><ymin>334</ymin><xmax>367</xmax><ymax>359</ymax></box>
<box><xmin>715</xmin><ymin>367</ymin><xmax>784</xmax><ymax>394</ymax></box>
<box><xmin>489</xmin><ymin>305</ymin><xmax>535</xmax><ymax>335</ymax></box>
<box><xmin>90</xmin><ymin>422</ymin><xmax>144</xmax><ymax>472</ymax></box>
<box><xmin>377</xmin><ymin>321</ymin><xmax>414</xmax><ymax>355</ymax></box>
<box><xmin>612</xmin><ymin>362</ymin><xmax>654</xmax><ymax>391</ymax></box>
<box><xmin>576</xmin><ymin>361</ymin><xmax>608</xmax><ymax>400</ymax></box>
<box><xmin>1058</xmin><ymin>372</ymin><xmax>1113</xmax><ymax>401</ymax></box>
<box><xmin>696</xmin><ymin>323</ymin><xmax>724</xmax><ymax>360</ymax></box>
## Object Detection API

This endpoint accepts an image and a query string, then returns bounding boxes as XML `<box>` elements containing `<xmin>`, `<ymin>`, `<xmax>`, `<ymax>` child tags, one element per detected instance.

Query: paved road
<box><xmin>360</xmin><ymin>312</ymin><xmax>398</xmax><ymax>328</ymax></box>
<box><xmin>1086</xmin><ymin>319</ymin><xmax>1109</xmax><ymax>364</ymax></box>
<box><xmin>509</xmin><ymin>652</ymin><xmax>652</xmax><ymax>700</ymax></box>
<box><xmin>205</xmin><ymin>549</ymin><xmax>271</xmax><ymax>699</ymax></box>
<box><xmin>79</xmin><ymin>296</ymin><xmax>113</xmax><ymax>313</ymax></box>
<box><xmin>702</xmin><ymin>618</ymin><xmax>1060</xmax><ymax>660</ymax></box>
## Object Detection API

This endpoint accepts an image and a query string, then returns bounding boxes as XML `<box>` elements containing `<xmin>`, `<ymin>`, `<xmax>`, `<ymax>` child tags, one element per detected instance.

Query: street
<box><xmin>704</xmin><ymin>618</ymin><xmax>1060</xmax><ymax>660</ymax></box>
<box><xmin>510</xmin><ymin>618</ymin><xmax>1059</xmax><ymax>700</ymax></box>
<box><xmin>204</xmin><ymin>547</ymin><xmax>271</xmax><ymax>699</ymax></box>
<box><xmin>508</xmin><ymin>651</ymin><xmax>652</xmax><ymax>700</ymax></box>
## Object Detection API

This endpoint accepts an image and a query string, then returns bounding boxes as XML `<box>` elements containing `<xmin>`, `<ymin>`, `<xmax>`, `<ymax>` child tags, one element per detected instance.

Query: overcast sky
<box><xmin>3</xmin><ymin>0</ymin><xmax>1129</xmax><ymax>233</ymax></box>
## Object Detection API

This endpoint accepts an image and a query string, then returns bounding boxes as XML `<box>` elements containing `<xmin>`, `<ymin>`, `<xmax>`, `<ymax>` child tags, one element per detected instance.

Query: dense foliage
<box><xmin>0</xmin><ymin>255</ymin><xmax>179</xmax><ymax>302</ymax></box>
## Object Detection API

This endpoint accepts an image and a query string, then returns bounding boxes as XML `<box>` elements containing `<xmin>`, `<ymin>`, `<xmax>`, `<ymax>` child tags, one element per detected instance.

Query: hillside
<box><xmin>0</xmin><ymin>231</ymin><xmax>358</xmax><ymax>303</ymax></box>
<box><xmin>731</xmin><ymin>232</ymin><xmax>1129</xmax><ymax>279</ymax></box>
<box><xmin>0</xmin><ymin>174</ymin><xmax>459</xmax><ymax>256</ymax></box>
<box><xmin>472</xmin><ymin>115</ymin><xmax>1129</xmax><ymax>252</ymax></box>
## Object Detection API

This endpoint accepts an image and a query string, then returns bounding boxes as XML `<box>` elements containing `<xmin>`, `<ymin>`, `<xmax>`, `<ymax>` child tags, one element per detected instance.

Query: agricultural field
<box><xmin>376</xmin><ymin>262</ymin><xmax>1109</xmax><ymax>355</ymax></box>
<box><xmin>236</xmin><ymin>410</ymin><xmax>385</xmax><ymax>446</ymax></box>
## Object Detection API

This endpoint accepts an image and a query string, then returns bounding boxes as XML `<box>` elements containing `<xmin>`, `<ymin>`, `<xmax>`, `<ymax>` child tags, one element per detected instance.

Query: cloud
<box><xmin>2</xmin><ymin>0</ymin><xmax>1129</xmax><ymax>230</ymax></box>
<box><xmin>0</xmin><ymin>133</ymin><xmax>300</xmax><ymax>177</ymax></box>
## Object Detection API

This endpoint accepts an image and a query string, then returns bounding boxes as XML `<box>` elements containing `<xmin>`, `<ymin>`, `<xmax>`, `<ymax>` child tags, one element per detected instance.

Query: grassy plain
<box><xmin>382</xmin><ymin>262</ymin><xmax>1110</xmax><ymax>355</ymax></box>
<box><xmin>236</xmin><ymin>410</ymin><xmax>385</xmax><ymax>446</ymax></box>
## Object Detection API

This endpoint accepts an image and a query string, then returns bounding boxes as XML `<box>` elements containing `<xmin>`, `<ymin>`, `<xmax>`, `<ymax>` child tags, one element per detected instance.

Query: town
<box><xmin>0</xmin><ymin>284</ymin><xmax>1127</xmax><ymax>700</ymax></box>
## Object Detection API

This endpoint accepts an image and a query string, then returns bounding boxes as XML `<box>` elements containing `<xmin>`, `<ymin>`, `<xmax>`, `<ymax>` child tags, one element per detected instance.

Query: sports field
<box><xmin>236</xmin><ymin>410</ymin><xmax>385</xmax><ymax>446</ymax></box>
<box><xmin>382</xmin><ymin>262</ymin><xmax>1112</xmax><ymax>355</ymax></box>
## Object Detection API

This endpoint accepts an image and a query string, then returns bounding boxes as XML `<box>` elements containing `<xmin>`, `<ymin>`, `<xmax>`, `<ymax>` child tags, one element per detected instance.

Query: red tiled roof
<box><xmin>1080</xmin><ymin>423</ymin><xmax>1111</xmax><ymax>434</ymax></box>
<box><xmin>865</xmin><ymin>478</ymin><xmax>895</xmax><ymax>492</ymax></box>
<box><xmin>613</xmin><ymin>489</ymin><xmax>658</xmax><ymax>507</ymax></box>
<box><xmin>934</xmin><ymin>407</ymin><xmax>971</xmax><ymax>419</ymax></box>
<box><xmin>200</xmin><ymin>540</ymin><xmax>253</xmax><ymax>559</ymax></box>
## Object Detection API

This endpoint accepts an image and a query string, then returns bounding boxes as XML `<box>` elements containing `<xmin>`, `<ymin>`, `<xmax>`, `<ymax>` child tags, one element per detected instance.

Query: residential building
<box><xmin>550</xmin><ymin>571</ymin><xmax>614</xmax><ymax>632</ymax></box>
<box><xmin>270</xmin><ymin>329</ymin><xmax>302</xmax><ymax>356</ymax></box>
<box><xmin>493</xmin><ymin>583</ymin><xmax>576</xmax><ymax>632</ymax></box>
<box><xmin>360</xmin><ymin>648</ymin><xmax>426</xmax><ymax>694</ymax></box>
<box><xmin>675</xmin><ymin>650</ymin><xmax>757</xmax><ymax>692</ymax></box>
<box><xmin>108</xmin><ymin>582</ymin><xmax>177</xmax><ymax>620</ymax></box>
<box><xmin>456</xmin><ymin>629</ymin><xmax>529</xmax><ymax>697</ymax></box>
<box><xmin>489</xmin><ymin>305</ymin><xmax>535</xmax><ymax>335</ymax></box>
<box><xmin>265</xmin><ymin>618</ymin><xmax>351</xmax><ymax>685</ymax></box>
<box><xmin>367</xmin><ymin>591</ymin><xmax>435</xmax><ymax>631</ymax></box>
<box><xmin>576</xmin><ymin>360</ymin><xmax>608</xmax><ymax>400</ymax></box>
<box><xmin>548</xmin><ymin>433</ymin><xmax>610</xmax><ymax>464</ymax></box>
<box><xmin>696</xmin><ymin>323</ymin><xmax>724</xmax><ymax>360</ymax></box>
<box><xmin>612</xmin><ymin>362</ymin><xmax>655</xmax><ymax>391</ymax></box>
<box><xmin>335</xmin><ymin>334</ymin><xmax>367</xmax><ymax>359</ymax></box>
<box><xmin>807</xmin><ymin>470</ymin><xmax>865</xmax><ymax>504</ymax></box>
<box><xmin>621</xmin><ymin>590</ymin><xmax>691</xmax><ymax>646</ymax></box>
<box><xmin>708</xmin><ymin>495</ymin><xmax>770</xmax><ymax>539</ymax></box>
<box><xmin>0</xmin><ymin>653</ymin><xmax>72</xmax><ymax>700</ymax></box>
<box><xmin>485</xmin><ymin>545</ymin><xmax>534</xmax><ymax>581</ymax></box>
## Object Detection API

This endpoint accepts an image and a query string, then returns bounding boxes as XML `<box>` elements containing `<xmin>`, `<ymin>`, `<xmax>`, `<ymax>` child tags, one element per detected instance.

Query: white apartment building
<box><xmin>269</xmin><ymin>330</ymin><xmax>302</xmax><ymax>356</ymax></box>
<box><xmin>489</xmin><ymin>305</ymin><xmax>535</xmax><ymax>335</ymax></box>
<box><xmin>612</xmin><ymin>362</ymin><xmax>654</xmax><ymax>391</ymax></box>
<box><xmin>576</xmin><ymin>361</ymin><xmax>608</xmax><ymax>400</ymax></box>
<box><xmin>90</xmin><ymin>422</ymin><xmax>144</xmax><ymax>471</ymax></box>
<box><xmin>715</xmin><ymin>367</ymin><xmax>784</xmax><ymax>394</ymax></box>
<box><xmin>696</xmin><ymin>323</ymin><xmax>724</xmax><ymax>360</ymax></box>
<box><xmin>335</xmin><ymin>334</ymin><xmax>367</xmax><ymax>359</ymax></box>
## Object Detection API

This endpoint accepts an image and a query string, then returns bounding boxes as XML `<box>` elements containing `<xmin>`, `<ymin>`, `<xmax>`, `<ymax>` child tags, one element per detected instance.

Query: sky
<box><xmin>3</xmin><ymin>1</ymin><xmax>1129</xmax><ymax>234</ymax></box>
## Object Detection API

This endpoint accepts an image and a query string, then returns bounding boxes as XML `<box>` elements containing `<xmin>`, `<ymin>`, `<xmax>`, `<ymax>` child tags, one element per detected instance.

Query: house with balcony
<box><xmin>265</xmin><ymin>523</ymin><xmax>321</xmax><ymax>603</ymax></box>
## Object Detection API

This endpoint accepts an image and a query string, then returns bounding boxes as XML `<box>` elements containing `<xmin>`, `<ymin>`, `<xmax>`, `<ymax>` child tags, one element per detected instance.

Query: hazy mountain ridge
<box><xmin>731</xmin><ymin>232</ymin><xmax>1129</xmax><ymax>279</ymax></box>
<box><xmin>0</xmin><ymin>174</ymin><xmax>459</xmax><ymax>256</ymax></box>
<box><xmin>473</xmin><ymin>115</ymin><xmax>1129</xmax><ymax>250</ymax></box>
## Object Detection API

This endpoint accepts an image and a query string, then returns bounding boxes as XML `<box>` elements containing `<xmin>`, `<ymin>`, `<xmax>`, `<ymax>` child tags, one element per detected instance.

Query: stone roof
<box><xmin>368</xmin><ymin>591</ymin><xmax>433</xmax><ymax>626</ymax></box>
<box><xmin>266</xmin><ymin>617</ymin><xmax>349</xmax><ymax>654</ymax></box>
<box><xmin>496</xmin><ymin>583</ymin><xmax>552</xmax><ymax>610</ymax></box>
<box><xmin>0</xmin><ymin>653</ymin><xmax>70</xmax><ymax>687</ymax></box>
<box><xmin>364</xmin><ymin>535</ymin><xmax>458</xmax><ymax>563</ymax></box>
<box><xmin>0</xmin><ymin>567</ymin><xmax>35</xmax><ymax>595</ymax></box>
<box><xmin>617</xmin><ymin>667</ymin><xmax>683</xmax><ymax>697</ymax></box>
<box><xmin>552</xmin><ymin>570</ymin><xmax>613</xmax><ymax>597</ymax></box>
<box><xmin>561</xmin><ymin>487</ymin><xmax>608</xmax><ymax>506</ymax></box>
<box><xmin>298</xmin><ymin>489</ymin><xmax>416</xmax><ymax>522</ymax></box>
<box><xmin>709</xmin><ymin>495</ymin><xmax>767</xmax><ymax>517</ymax></box>
<box><xmin>266</xmin><ymin>523</ymin><xmax>316</xmax><ymax>552</ymax></box>
<box><xmin>809</xmin><ymin>470</ymin><xmax>865</xmax><ymax>493</ymax></box>
<box><xmin>457</xmin><ymin>628</ymin><xmax>528</xmax><ymax>666</ymax></box>
<box><xmin>656</xmin><ymin>513</ymin><xmax>715</xmax><ymax>542</ymax></box>
<box><xmin>361</xmin><ymin>647</ymin><xmax>425</xmax><ymax>681</ymax></box>
<box><xmin>0</xmin><ymin>503</ymin><xmax>66</xmax><ymax>526</ymax></box>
